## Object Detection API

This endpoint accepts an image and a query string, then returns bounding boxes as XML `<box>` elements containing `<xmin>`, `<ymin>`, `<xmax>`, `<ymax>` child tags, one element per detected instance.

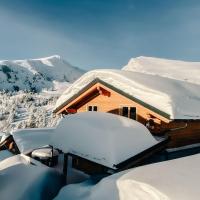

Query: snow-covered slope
<box><xmin>55</xmin><ymin>69</ymin><xmax>200</xmax><ymax>119</ymax></box>
<box><xmin>0</xmin><ymin>55</ymin><xmax>85</xmax><ymax>92</ymax></box>
<box><xmin>123</xmin><ymin>56</ymin><xmax>200</xmax><ymax>85</ymax></box>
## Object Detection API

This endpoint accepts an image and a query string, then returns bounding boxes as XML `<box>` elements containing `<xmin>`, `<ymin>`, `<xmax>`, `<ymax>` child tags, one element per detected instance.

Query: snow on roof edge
<box><xmin>53</xmin><ymin>77</ymin><xmax>171</xmax><ymax>120</ymax></box>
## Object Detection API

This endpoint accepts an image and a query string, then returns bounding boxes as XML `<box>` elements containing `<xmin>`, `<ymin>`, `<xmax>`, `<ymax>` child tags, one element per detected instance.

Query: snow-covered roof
<box><xmin>55</xmin><ymin>57</ymin><xmax>200</xmax><ymax>119</ymax></box>
<box><xmin>12</xmin><ymin>128</ymin><xmax>56</xmax><ymax>153</ymax></box>
<box><xmin>123</xmin><ymin>56</ymin><xmax>200</xmax><ymax>85</ymax></box>
<box><xmin>51</xmin><ymin>112</ymin><xmax>158</xmax><ymax>169</ymax></box>
<box><xmin>54</xmin><ymin>153</ymin><xmax>200</xmax><ymax>200</ymax></box>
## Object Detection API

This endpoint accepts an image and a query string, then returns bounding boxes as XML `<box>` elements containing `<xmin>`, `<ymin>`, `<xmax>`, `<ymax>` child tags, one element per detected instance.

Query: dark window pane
<box><xmin>88</xmin><ymin>106</ymin><xmax>93</xmax><ymax>111</ymax></box>
<box><xmin>122</xmin><ymin>107</ymin><xmax>128</xmax><ymax>117</ymax></box>
<box><xmin>130</xmin><ymin>107</ymin><xmax>136</xmax><ymax>120</ymax></box>
<box><xmin>93</xmin><ymin>106</ymin><xmax>97</xmax><ymax>111</ymax></box>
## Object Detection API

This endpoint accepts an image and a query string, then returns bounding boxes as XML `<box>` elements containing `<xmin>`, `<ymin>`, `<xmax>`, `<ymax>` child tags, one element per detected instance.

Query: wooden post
<box><xmin>63</xmin><ymin>153</ymin><xmax>68</xmax><ymax>184</ymax></box>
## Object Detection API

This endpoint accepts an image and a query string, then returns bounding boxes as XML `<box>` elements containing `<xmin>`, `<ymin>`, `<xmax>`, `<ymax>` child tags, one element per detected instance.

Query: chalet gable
<box><xmin>54</xmin><ymin>78</ymin><xmax>170</xmax><ymax>121</ymax></box>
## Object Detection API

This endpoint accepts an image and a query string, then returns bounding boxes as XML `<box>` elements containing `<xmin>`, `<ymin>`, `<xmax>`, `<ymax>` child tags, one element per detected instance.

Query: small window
<box><xmin>88</xmin><ymin>106</ymin><xmax>93</xmax><ymax>111</ymax></box>
<box><xmin>88</xmin><ymin>106</ymin><xmax>98</xmax><ymax>111</ymax></box>
<box><xmin>130</xmin><ymin>107</ymin><xmax>136</xmax><ymax>120</ymax></box>
<box><xmin>93</xmin><ymin>106</ymin><xmax>97</xmax><ymax>111</ymax></box>
<box><xmin>122</xmin><ymin>107</ymin><xmax>129</xmax><ymax>117</ymax></box>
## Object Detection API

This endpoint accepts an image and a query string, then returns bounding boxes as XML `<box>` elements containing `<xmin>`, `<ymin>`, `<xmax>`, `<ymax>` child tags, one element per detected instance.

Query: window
<box><xmin>87</xmin><ymin>105</ymin><xmax>98</xmax><ymax>111</ymax></box>
<box><xmin>93</xmin><ymin>106</ymin><xmax>97</xmax><ymax>111</ymax></box>
<box><xmin>122</xmin><ymin>107</ymin><xmax>129</xmax><ymax>117</ymax></box>
<box><xmin>130</xmin><ymin>107</ymin><xmax>136</xmax><ymax>120</ymax></box>
<box><xmin>121</xmin><ymin>106</ymin><xmax>136</xmax><ymax>120</ymax></box>
<box><xmin>88</xmin><ymin>106</ymin><xmax>93</xmax><ymax>111</ymax></box>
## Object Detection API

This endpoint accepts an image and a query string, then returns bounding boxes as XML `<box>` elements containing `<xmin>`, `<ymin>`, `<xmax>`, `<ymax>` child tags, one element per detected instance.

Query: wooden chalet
<box><xmin>54</xmin><ymin>70</ymin><xmax>200</xmax><ymax>148</ymax></box>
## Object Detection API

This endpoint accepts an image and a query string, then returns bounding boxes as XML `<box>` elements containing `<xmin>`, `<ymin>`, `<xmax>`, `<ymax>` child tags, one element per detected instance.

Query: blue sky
<box><xmin>0</xmin><ymin>0</ymin><xmax>200</xmax><ymax>69</ymax></box>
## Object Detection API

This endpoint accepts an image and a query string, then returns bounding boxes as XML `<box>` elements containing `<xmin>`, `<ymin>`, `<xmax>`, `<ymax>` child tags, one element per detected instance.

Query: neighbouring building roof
<box><xmin>51</xmin><ymin>112</ymin><xmax>159</xmax><ymax>169</ymax></box>
<box><xmin>54</xmin><ymin>62</ymin><xmax>200</xmax><ymax>119</ymax></box>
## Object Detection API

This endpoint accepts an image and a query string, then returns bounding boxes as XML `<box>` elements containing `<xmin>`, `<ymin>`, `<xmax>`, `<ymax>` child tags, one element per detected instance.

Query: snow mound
<box><xmin>0</xmin><ymin>55</ymin><xmax>85</xmax><ymax>92</ymax></box>
<box><xmin>123</xmin><ymin>56</ymin><xmax>200</xmax><ymax>85</ymax></box>
<box><xmin>51</xmin><ymin>112</ymin><xmax>158</xmax><ymax>168</ymax></box>
<box><xmin>0</xmin><ymin>164</ymin><xmax>64</xmax><ymax>200</ymax></box>
<box><xmin>55</xmin><ymin>69</ymin><xmax>200</xmax><ymax>119</ymax></box>
<box><xmin>0</xmin><ymin>150</ymin><xmax>14</xmax><ymax>162</ymax></box>
<box><xmin>55</xmin><ymin>153</ymin><xmax>200</xmax><ymax>200</ymax></box>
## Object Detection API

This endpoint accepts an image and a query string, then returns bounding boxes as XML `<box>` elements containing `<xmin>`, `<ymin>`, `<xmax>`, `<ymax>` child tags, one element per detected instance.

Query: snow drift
<box><xmin>54</xmin><ymin>153</ymin><xmax>200</xmax><ymax>200</ymax></box>
<box><xmin>0</xmin><ymin>164</ymin><xmax>64</xmax><ymax>200</ymax></box>
<box><xmin>51</xmin><ymin>112</ymin><xmax>158</xmax><ymax>168</ymax></box>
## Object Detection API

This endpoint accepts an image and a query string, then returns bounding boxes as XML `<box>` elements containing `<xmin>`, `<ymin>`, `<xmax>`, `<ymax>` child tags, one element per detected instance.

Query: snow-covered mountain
<box><xmin>123</xmin><ymin>56</ymin><xmax>200</xmax><ymax>85</ymax></box>
<box><xmin>0</xmin><ymin>55</ymin><xmax>85</xmax><ymax>92</ymax></box>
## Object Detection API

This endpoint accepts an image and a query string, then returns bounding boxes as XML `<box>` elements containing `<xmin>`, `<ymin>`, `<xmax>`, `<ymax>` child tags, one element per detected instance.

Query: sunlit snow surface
<box><xmin>55</xmin><ymin>56</ymin><xmax>200</xmax><ymax>119</ymax></box>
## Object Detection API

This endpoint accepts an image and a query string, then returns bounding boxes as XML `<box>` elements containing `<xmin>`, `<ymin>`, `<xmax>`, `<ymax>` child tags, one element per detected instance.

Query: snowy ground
<box><xmin>0</xmin><ymin>153</ymin><xmax>65</xmax><ymax>200</ymax></box>
<box><xmin>54</xmin><ymin>153</ymin><xmax>200</xmax><ymax>200</ymax></box>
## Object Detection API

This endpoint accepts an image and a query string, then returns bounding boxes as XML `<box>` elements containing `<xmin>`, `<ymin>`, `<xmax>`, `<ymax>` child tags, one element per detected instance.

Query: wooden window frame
<box><xmin>119</xmin><ymin>105</ymin><xmax>137</xmax><ymax>120</ymax></box>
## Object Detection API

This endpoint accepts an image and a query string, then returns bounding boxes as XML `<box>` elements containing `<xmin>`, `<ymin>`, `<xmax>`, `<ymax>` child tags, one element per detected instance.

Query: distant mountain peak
<box><xmin>31</xmin><ymin>55</ymin><xmax>61</xmax><ymax>61</ymax></box>
<box><xmin>0</xmin><ymin>55</ymin><xmax>85</xmax><ymax>92</ymax></box>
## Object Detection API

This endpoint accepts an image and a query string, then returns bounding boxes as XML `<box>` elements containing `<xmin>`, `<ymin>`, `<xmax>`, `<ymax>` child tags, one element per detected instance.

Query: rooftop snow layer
<box><xmin>123</xmin><ymin>56</ymin><xmax>200</xmax><ymax>85</ymax></box>
<box><xmin>12</xmin><ymin>128</ymin><xmax>56</xmax><ymax>153</ymax></box>
<box><xmin>55</xmin><ymin>153</ymin><xmax>200</xmax><ymax>200</ymax></box>
<box><xmin>51</xmin><ymin>112</ymin><xmax>158</xmax><ymax>169</ymax></box>
<box><xmin>55</xmin><ymin>67</ymin><xmax>200</xmax><ymax>119</ymax></box>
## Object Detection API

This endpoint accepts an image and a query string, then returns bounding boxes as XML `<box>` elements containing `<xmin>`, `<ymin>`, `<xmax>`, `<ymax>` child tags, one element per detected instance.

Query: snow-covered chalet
<box><xmin>54</xmin><ymin>57</ymin><xmax>200</xmax><ymax>147</ymax></box>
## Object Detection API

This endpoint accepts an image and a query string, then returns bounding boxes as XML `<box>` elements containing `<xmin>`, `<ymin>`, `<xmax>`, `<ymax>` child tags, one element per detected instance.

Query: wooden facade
<box><xmin>55</xmin><ymin>79</ymin><xmax>200</xmax><ymax>148</ymax></box>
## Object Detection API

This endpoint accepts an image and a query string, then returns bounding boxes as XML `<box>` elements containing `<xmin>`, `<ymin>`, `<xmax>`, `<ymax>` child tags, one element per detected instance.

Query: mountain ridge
<box><xmin>0</xmin><ymin>55</ymin><xmax>85</xmax><ymax>92</ymax></box>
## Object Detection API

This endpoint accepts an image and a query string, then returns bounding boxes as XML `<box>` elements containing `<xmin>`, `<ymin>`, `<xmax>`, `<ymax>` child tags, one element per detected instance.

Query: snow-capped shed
<box><xmin>54</xmin><ymin>57</ymin><xmax>200</xmax><ymax>147</ymax></box>
<box><xmin>51</xmin><ymin>112</ymin><xmax>168</xmax><ymax>174</ymax></box>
